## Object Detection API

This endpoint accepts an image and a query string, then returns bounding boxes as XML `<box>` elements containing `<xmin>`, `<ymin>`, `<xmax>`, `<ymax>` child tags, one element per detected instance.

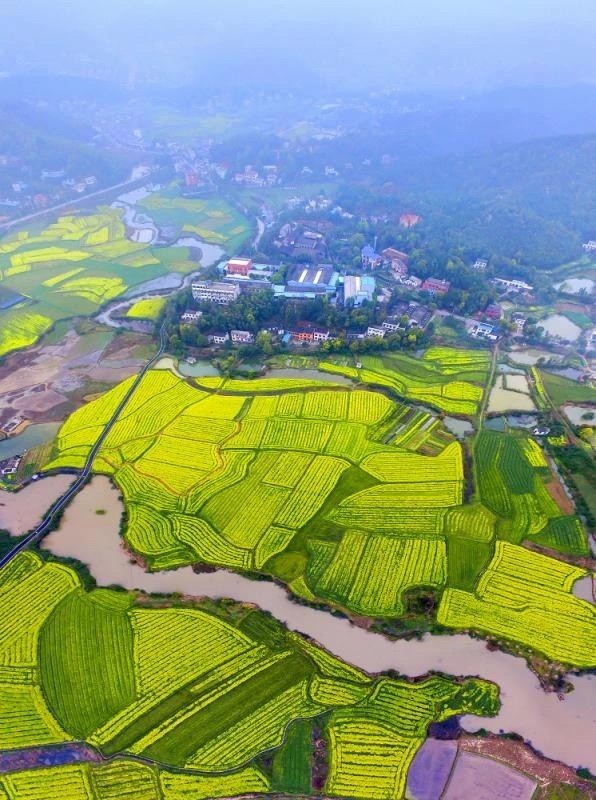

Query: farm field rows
<box><xmin>39</xmin><ymin>361</ymin><xmax>595</xmax><ymax>667</ymax></box>
<box><xmin>0</xmin><ymin>553</ymin><xmax>498</xmax><ymax>800</ymax></box>
<box><xmin>0</xmin><ymin>195</ymin><xmax>249</xmax><ymax>358</ymax></box>
<box><xmin>320</xmin><ymin>346</ymin><xmax>490</xmax><ymax>416</ymax></box>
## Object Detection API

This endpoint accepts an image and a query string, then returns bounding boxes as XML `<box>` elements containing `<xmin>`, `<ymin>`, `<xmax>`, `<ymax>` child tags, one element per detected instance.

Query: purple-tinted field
<box><xmin>442</xmin><ymin>751</ymin><xmax>537</xmax><ymax>800</ymax></box>
<box><xmin>0</xmin><ymin>743</ymin><xmax>101</xmax><ymax>774</ymax></box>
<box><xmin>406</xmin><ymin>738</ymin><xmax>458</xmax><ymax>800</ymax></box>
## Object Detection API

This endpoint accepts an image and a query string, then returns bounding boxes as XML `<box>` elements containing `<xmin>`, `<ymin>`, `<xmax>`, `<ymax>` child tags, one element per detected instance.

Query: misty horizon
<box><xmin>1</xmin><ymin>0</ymin><xmax>595</xmax><ymax>93</ymax></box>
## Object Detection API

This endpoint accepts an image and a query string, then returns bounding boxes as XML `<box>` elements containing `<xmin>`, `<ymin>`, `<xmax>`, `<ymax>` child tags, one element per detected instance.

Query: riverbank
<box><xmin>7</xmin><ymin>474</ymin><xmax>590</xmax><ymax>772</ymax></box>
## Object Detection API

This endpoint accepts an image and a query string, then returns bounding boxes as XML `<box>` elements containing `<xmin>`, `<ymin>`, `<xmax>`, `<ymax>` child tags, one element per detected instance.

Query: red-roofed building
<box><xmin>399</xmin><ymin>213</ymin><xmax>422</xmax><ymax>228</ymax></box>
<box><xmin>226</xmin><ymin>258</ymin><xmax>253</xmax><ymax>277</ymax></box>
<box><xmin>421</xmin><ymin>277</ymin><xmax>450</xmax><ymax>295</ymax></box>
<box><xmin>485</xmin><ymin>303</ymin><xmax>503</xmax><ymax>320</ymax></box>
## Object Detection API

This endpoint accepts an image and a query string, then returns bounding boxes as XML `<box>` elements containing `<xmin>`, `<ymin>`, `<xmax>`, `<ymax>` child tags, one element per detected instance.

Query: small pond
<box><xmin>508</xmin><ymin>349</ymin><xmax>560</xmax><ymax>366</ymax></box>
<box><xmin>178</xmin><ymin>360</ymin><xmax>220</xmax><ymax>377</ymax></box>
<box><xmin>443</xmin><ymin>417</ymin><xmax>474</xmax><ymax>438</ymax></box>
<box><xmin>498</xmin><ymin>364</ymin><xmax>525</xmax><ymax>375</ymax></box>
<box><xmin>554</xmin><ymin>277</ymin><xmax>595</xmax><ymax>295</ymax></box>
<box><xmin>487</xmin><ymin>376</ymin><xmax>535</xmax><ymax>413</ymax></box>
<box><xmin>562</xmin><ymin>404</ymin><xmax>596</xmax><ymax>426</ymax></box>
<box><xmin>506</xmin><ymin>414</ymin><xmax>538</xmax><ymax>429</ymax></box>
<box><xmin>537</xmin><ymin>315</ymin><xmax>581</xmax><ymax>342</ymax></box>
<box><xmin>171</xmin><ymin>236</ymin><xmax>225</xmax><ymax>266</ymax></box>
<box><xmin>545</xmin><ymin>367</ymin><xmax>583</xmax><ymax>382</ymax></box>
<box><xmin>0</xmin><ymin>423</ymin><xmax>61</xmax><ymax>462</ymax></box>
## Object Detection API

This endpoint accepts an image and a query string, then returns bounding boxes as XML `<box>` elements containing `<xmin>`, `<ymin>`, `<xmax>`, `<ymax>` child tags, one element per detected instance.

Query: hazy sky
<box><xmin>2</xmin><ymin>0</ymin><xmax>595</xmax><ymax>92</ymax></box>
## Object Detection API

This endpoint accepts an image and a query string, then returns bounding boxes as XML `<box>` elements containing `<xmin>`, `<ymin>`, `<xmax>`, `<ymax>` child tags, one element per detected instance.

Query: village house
<box><xmin>192</xmin><ymin>281</ymin><xmax>240</xmax><ymax>305</ymax></box>
<box><xmin>421</xmin><ymin>277</ymin><xmax>451</xmax><ymax>295</ymax></box>
<box><xmin>512</xmin><ymin>313</ymin><xmax>527</xmax><ymax>335</ymax></box>
<box><xmin>582</xmin><ymin>241</ymin><xmax>596</xmax><ymax>253</ymax></box>
<box><xmin>230</xmin><ymin>330</ymin><xmax>255</xmax><ymax>344</ymax></box>
<box><xmin>1</xmin><ymin>455</ymin><xmax>21</xmax><ymax>476</ymax></box>
<box><xmin>284</xmin><ymin>264</ymin><xmax>338</xmax><ymax>297</ymax></box>
<box><xmin>472</xmin><ymin>258</ymin><xmax>488</xmax><ymax>271</ymax></box>
<box><xmin>493</xmin><ymin>277</ymin><xmax>534</xmax><ymax>292</ymax></box>
<box><xmin>207</xmin><ymin>331</ymin><xmax>230</xmax><ymax>345</ymax></box>
<box><xmin>366</xmin><ymin>325</ymin><xmax>386</xmax><ymax>339</ymax></box>
<box><xmin>290</xmin><ymin>325</ymin><xmax>330</xmax><ymax>343</ymax></box>
<box><xmin>469</xmin><ymin>321</ymin><xmax>500</xmax><ymax>341</ymax></box>
<box><xmin>390</xmin><ymin>259</ymin><xmax>409</xmax><ymax>279</ymax></box>
<box><xmin>234</xmin><ymin>165</ymin><xmax>264</xmax><ymax>186</ymax></box>
<box><xmin>381</xmin><ymin>247</ymin><xmax>409</xmax><ymax>264</ymax></box>
<box><xmin>180</xmin><ymin>310</ymin><xmax>203</xmax><ymax>323</ymax></box>
<box><xmin>399</xmin><ymin>213</ymin><xmax>422</xmax><ymax>228</ymax></box>
<box><xmin>382</xmin><ymin>317</ymin><xmax>402</xmax><ymax>333</ymax></box>
<box><xmin>361</xmin><ymin>244</ymin><xmax>382</xmax><ymax>269</ymax></box>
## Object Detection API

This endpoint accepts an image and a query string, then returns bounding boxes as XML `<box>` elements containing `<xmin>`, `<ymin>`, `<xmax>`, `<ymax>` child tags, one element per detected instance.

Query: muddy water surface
<box><xmin>0</xmin><ymin>475</ymin><xmax>74</xmax><ymax>535</ymax></box>
<box><xmin>32</xmin><ymin>476</ymin><xmax>596</xmax><ymax>771</ymax></box>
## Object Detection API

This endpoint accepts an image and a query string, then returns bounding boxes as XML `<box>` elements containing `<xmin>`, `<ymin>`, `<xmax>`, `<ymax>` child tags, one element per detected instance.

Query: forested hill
<box><xmin>394</xmin><ymin>132</ymin><xmax>596</xmax><ymax>268</ymax></box>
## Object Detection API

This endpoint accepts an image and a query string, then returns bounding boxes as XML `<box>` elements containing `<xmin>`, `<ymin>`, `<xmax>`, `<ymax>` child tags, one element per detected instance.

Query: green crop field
<box><xmin>0</xmin><ymin>755</ymin><xmax>271</xmax><ymax>800</ymax></box>
<box><xmin>321</xmin><ymin>346</ymin><xmax>490</xmax><ymax>416</ymax></box>
<box><xmin>39</xmin><ymin>364</ymin><xmax>594</xmax><ymax>668</ymax></box>
<box><xmin>0</xmin><ymin>553</ymin><xmax>498</xmax><ymax>800</ymax></box>
<box><xmin>539</xmin><ymin>370</ymin><xmax>596</xmax><ymax>407</ymax></box>
<box><xmin>438</xmin><ymin>542</ymin><xmax>596</xmax><ymax>667</ymax></box>
<box><xmin>0</xmin><ymin>195</ymin><xmax>250</xmax><ymax>358</ymax></box>
<box><xmin>474</xmin><ymin>430</ymin><xmax>589</xmax><ymax>553</ymax></box>
<box><xmin>136</xmin><ymin>192</ymin><xmax>251</xmax><ymax>253</ymax></box>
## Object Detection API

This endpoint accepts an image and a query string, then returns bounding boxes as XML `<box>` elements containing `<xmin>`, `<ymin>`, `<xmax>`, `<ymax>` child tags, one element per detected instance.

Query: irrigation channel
<box><xmin>0</xmin><ymin>324</ymin><xmax>167</xmax><ymax>569</ymax></box>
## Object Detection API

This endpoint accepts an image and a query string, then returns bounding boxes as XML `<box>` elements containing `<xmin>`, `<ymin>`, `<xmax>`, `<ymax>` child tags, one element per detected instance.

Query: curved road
<box><xmin>0</xmin><ymin>324</ymin><xmax>167</xmax><ymax>570</ymax></box>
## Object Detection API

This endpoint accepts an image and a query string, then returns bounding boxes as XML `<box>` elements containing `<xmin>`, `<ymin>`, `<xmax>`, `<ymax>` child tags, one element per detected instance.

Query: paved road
<box><xmin>0</xmin><ymin>168</ymin><xmax>170</xmax><ymax>233</ymax></box>
<box><xmin>0</xmin><ymin>324</ymin><xmax>167</xmax><ymax>570</ymax></box>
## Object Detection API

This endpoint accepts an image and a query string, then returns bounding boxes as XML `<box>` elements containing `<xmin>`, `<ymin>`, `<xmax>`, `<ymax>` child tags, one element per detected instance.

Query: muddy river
<box><xmin>0</xmin><ymin>475</ymin><xmax>585</xmax><ymax>771</ymax></box>
<box><xmin>0</xmin><ymin>475</ymin><xmax>74</xmax><ymax>535</ymax></box>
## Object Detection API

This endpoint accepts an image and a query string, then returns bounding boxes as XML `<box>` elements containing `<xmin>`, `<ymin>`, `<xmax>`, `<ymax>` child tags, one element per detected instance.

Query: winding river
<box><xmin>0</xmin><ymin>475</ymin><xmax>589</xmax><ymax>771</ymax></box>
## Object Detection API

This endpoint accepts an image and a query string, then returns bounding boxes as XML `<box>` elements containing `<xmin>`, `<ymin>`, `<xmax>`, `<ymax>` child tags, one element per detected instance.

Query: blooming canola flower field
<box><xmin>0</xmin><ymin>552</ymin><xmax>499</xmax><ymax>800</ymax></box>
<box><xmin>41</xmin><ymin>362</ymin><xmax>595</xmax><ymax>669</ymax></box>
<box><xmin>0</xmin><ymin>197</ymin><xmax>250</xmax><ymax>358</ymax></box>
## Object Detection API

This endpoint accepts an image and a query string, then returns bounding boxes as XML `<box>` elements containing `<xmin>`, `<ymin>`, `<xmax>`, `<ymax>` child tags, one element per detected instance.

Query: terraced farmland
<box><xmin>0</xmin><ymin>553</ymin><xmax>498</xmax><ymax>800</ymax></box>
<box><xmin>38</xmin><ymin>365</ymin><xmax>595</xmax><ymax>669</ymax></box>
<box><xmin>323</xmin><ymin>346</ymin><xmax>490</xmax><ymax>416</ymax></box>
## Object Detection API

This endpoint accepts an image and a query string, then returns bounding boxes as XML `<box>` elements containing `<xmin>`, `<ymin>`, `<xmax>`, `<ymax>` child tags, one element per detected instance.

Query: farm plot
<box><xmin>0</xmin><ymin>759</ymin><xmax>270</xmax><ymax>800</ymax></box>
<box><xmin>323</xmin><ymin>346</ymin><xmax>487</xmax><ymax>416</ymax></box>
<box><xmin>126</xmin><ymin>297</ymin><xmax>166</xmax><ymax>321</ymax></box>
<box><xmin>475</xmin><ymin>430</ymin><xmax>587</xmax><ymax>555</ymax></box>
<box><xmin>0</xmin><ymin>206</ymin><xmax>204</xmax><ymax>358</ymax></box>
<box><xmin>42</xmin><ymin>370</ymin><xmax>592</xmax><ymax>662</ymax></box>
<box><xmin>324</xmin><ymin>676</ymin><xmax>498</xmax><ymax>800</ymax></box>
<box><xmin>309</xmin><ymin>532</ymin><xmax>447</xmax><ymax>616</ymax></box>
<box><xmin>2</xmin><ymin>554</ymin><xmax>499</xmax><ymax>789</ymax></box>
<box><xmin>438</xmin><ymin>542</ymin><xmax>596</xmax><ymax>667</ymax></box>
<box><xmin>0</xmin><ymin>553</ymin><xmax>78</xmax><ymax>749</ymax></box>
<box><xmin>442</xmin><ymin>751</ymin><xmax>537</xmax><ymax>800</ymax></box>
